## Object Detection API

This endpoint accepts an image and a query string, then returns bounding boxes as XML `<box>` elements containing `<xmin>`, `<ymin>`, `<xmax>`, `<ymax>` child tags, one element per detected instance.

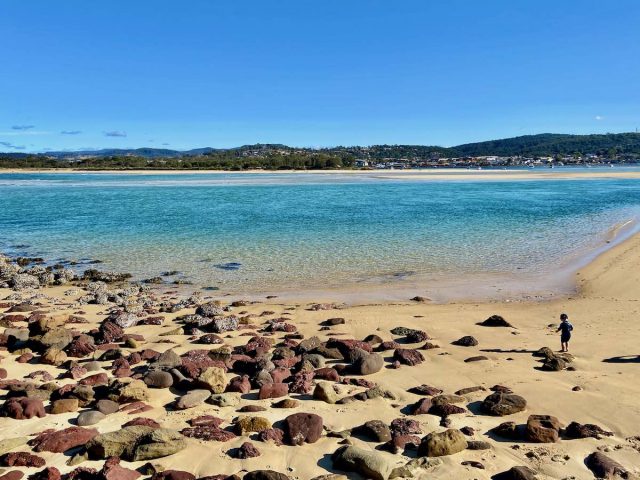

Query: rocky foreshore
<box><xmin>0</xmin><ymin>251</ymin><xmax>639</xmax><ymax>480</ymax></box>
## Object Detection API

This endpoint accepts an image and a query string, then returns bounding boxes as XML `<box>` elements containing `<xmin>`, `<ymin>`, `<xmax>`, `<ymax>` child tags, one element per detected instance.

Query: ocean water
<box><xmin>1</xmin><ymin>170</ymin><xmax>640</xmax><ymax>300</ymax></box>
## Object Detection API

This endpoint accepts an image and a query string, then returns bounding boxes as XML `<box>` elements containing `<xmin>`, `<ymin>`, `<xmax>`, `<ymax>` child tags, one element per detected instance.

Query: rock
<box><xmin>197</xmin><ymin>367</ymin><xmax>227</xmax><ymax>393</ymax></box>
<box><xmin>227</xmin><ymin>375</ymin><xmax>251</xmax><ymax>394</ymax></box>
<box><xmin>175</xmin><ymin>390</ymin><xmax>211</xmax><ymax>410</ymax></box>
<box><xmin>525</xmin><ymin>415</ymin><xmax>562</xmax><ymax>443</ymax></box>
<box><xmin>585</xmin><ymin>452</ymin><xmax>629</xmax><ymax>479</ymax></box>
<box><xmin>492</xmin><ymin>466</ymin><xmax>539</xmax><ymax>480</ymax></box>
<box><xmin>491</xmin><ymin>421</ymin><xmax>521</xmax><ymax>440</ymax></box>
<box><xmin>313</xmin><ymin>382</ymin><xmax>338</xmax><ymax>404</ymax></box>
<box><xmin>408</xmin><ymin>398</ymin><xmax>432</xmax><ymax>415</ymax></box>
<box><xmin>100</xmin><ymin>456</ymin><xmax>141</xmax><ymax>480</ymax></box>
<box><xmin>542</xmin><ymin>357</ymin><xmax>567</xmax><ymax>371</ymax></box>
<box><xmin>235</xmin><ymin>441</ymin><xmax>261</xmax><ymax>459</ymax></box>
<box><xmin>26</xmin><ymin>466</ymin><xmax>61</xmax><ymax>480</ymax></box>
<box><xmin>51</xmin><ymin>398</ymin><xmax>79</xmax><ymax>414</ymax></box>
<box><xmin>408</xmin><ymin>384</ymin><xmax>443</xmax><ymax>396</ymax></box>
<box><xmin>111</xmin><ymin>312</ymin><xmax>139</xmax><ymax>329</ymax></box>
<box><xmin>1</xmin><ymin>397</ymin><xmax>45</xmax><ymax>419</ymax></box>
<box><xmin>354</xmin><ymin>352</ymin><xmax>384</xmax><ymax>375</ymax></box>
<box><xmin>10</xmin><ymin>273</ymin><xmax>40</xmax><ymax>290</ymax></box>
<box><xmin>452</xmin><ymin>336</ymin><xmax>478</xmax><ymax>347</ymax></box>
<box><xmin>393</xmin><ymin>348</ymin><xmax>424</xmax><ymax>366</ymax></box>
<box><xmin>195</xmin><ymin>302</ymin><xmax>224</xmax><ymax>317</ymax></box>
<box><xmin>479</xmin><ymin>315</ymin><xmax>513</xmax><ymax>327</ymax></box>
<box><xmin>481</xmin><ymin>392</ymin><xmax>527</xmax><ymax>416</ymax></box>
<box><xmin>97</xmin><ymin>321</ymin><xmax>124</xmax><ymax>344</ymax></box>
<box><xmin>41</xmin><ymin>347</ymin><xmax>67</xmax><ymax>366</ymax></box>
<box><xmin>31</xmin><ymin>427</ymin><xmax>99</xmax><ymax>453</ymax></box>
<box><xmin>235</xmin><ymin>416</ymin><xmax>271</xmax><ymax>435</ymax></box>
<box><xmin>209</xmin><ymin>316</ymin><xmax>239</xmax><ymax>333</ymax></box>
<box><xmin>332</xmin><ymin>445</ymin><xmax>394</xmax><ymax>480</ymax></box>
<box><xmin>243</xmin><ymin>472</ymin><xmax>291</xmax><ymax>480</ymax></box>
<box><xmin>96</xmin><ymin>399</ymin><xmax>120</xmax><ymax>415</ymax></box>
<box><xmin>564</xmin><ymin>421</ymin><xmax>613</xmax><ymax>439</ymax></box>
<box><xmin>464</xmin><ymin>356</ymin><xmax>489</xmax><ymax>362</ymax></box>
<box><xmin>258</xmin><ymin>383</ymin><xmax>288</xmax><ymax>400</ymax></box>
<box><xmin>86</xmin><ymin>426</ymin><xmax>185</xmax><ymax>461</ymax></box>
<box><xmin>467</xmin><ymin>440</ymin><xmax>492</xmax><ymax>450</ymax></box>
<box><xmin>273</xmin><ymin>398</ymin><xmax>300</xmax><ymax>409</ymax></box>
<box><xmin>207</xmin><ymin>393</ymin><xmax>241</xmax><ymax>407</ymax></box>
<box><xmin>80</xmin><ymin>372</ymin><xmax>109</xmax><ymax>386</ymax></box>
<box><xmin>357</xmin><ymin>420</ymin><xmax>392</xmax><ymax>442</ymax></box>
<box><xmin>418</xmin><ymin>429</ymin><xmax>467</xmax><ymax>457</ymax></box>
<box><xmin>181</xmin><ymin>425</ymin><xmax>237</xmax><ymax>442</ymax></box>
<box><xmin>156</xmin><ymin>350</ymin><xmax>182</xmax><ymax>369</ymax></box>
<box><xmin>77</xmin><ymin>410</ymin><xmax>106</xmax><ymax>426</ymax></box>
<box><xmin>0</xmin><ymin>470</ymin><xmax>25</xmax><ymax>480</ymax></box>
<box><xmin>257</xmin><ymin>428</ymin><xmax>285</xmax><ymax>446</ymax></box>
<box><xmin>108</xmin><ymin>379</ymin><xmax>150</xmax><ymax>403</ymax></box>
<box><xmin>1</xmin><ymin>452</ymin><xmax>46</xmax><ymax>467</ymax></box>
<box><xmin>284</xmin><ymin>412</ymin><xmax>323</xmax><ymax>445</ymax></box>
<box><xmin>39</xmin><ymin>328</ymin><xmax>73</xmax><ymax>350</ymax></box>
<box><xmin>383</xmin><ymin>434</ymin><xmax>421</xmax><ymax>454</ymax></box>
<box><xmin>144</xmin><ymin>370</ymin><xmax>174</xmax><ymax>389</ymax></box>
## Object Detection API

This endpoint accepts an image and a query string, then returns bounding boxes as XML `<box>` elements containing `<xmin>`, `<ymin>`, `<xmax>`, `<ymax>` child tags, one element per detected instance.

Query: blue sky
<box><xmin>2</xmin><ymin>0</ymin><xmax>639</xmax><ymax>152</ymax></box>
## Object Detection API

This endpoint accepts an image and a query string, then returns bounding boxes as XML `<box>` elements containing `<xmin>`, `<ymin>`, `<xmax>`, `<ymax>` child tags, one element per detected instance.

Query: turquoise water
<box><xmin>1</xmin><ymin>170</ymin><xmax>640</xmax><ymax>299</ymax></box>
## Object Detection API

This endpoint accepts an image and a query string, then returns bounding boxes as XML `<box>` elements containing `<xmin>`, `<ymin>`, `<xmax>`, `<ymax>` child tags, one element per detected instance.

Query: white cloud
<box><xmin>595</xmin><ymin>115</ymin><xmax>603</xmax><ymax>120</ymax></box>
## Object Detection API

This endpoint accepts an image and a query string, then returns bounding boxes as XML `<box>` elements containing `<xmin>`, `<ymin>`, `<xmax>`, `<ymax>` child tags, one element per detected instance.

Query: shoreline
<box><xmin>3</xmin><ymin>167</ymin><xmax>640</xmax><ymax>181</ymax></box>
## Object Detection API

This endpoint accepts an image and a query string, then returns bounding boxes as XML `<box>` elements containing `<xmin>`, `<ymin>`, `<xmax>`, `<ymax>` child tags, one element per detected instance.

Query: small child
<box><xmin>556</xmin><ymin>313</ymin><xmax>573</xmax><ymax>352</ymax></box>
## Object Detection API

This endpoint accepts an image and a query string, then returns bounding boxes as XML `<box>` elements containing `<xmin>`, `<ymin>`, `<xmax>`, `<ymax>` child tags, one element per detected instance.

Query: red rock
<box><xmin>409</xmin><ymin>398</ymin><xmax>433</xmax><ymax>415</ymax></box>
<box><xmin>326</xmin><ymin>338</ymin><xmax>372</xmax><ymax>357</ymax></box>
<box><xmin>30</xmin><ymin>426</ymin><xmax>98</xmax><ymax>453</ymax></box>
<box><xmin>16</xmin><ymin>352</ymin><xmax>34</xmax><ymax>363</ymax></box>
<box><xmin>269</xmin><ymin>367</ymin><xmax>291</xmax><ymax>384</ymax></box>
<box><xmin>100</xmin><ymin>456</ymin><xmax>141</xmax><ymax>480</ymax></box>
<box><xmin>96</xmin><ymin>321</ymin><xmax>124</xmax><ymax>344</ymax></box>
<box><xmin>227</xmin><ymin>375</ymin><xmax>251</xmax><ymax>394</ymax></box>
<box><xmin>122</xmin><ymin>417</ymin><xmax>160</xmax><ymax>428</ymax></box>
<box><xmin>288</xmin><ymin>371</ymin><xmax>314</xmax><ymax>394</ymax></box>
<box><xmin>65</xmin><ymin>467</ymin><xmax>98</xmax><ymax>480</ymax></box>
<box><xmin>393</xmin><ymin>348</ymin><xmax>425</xmax><ymax>366</ymax></box>
<box><xmin>0</xmin><ymin>471</ymin><xmax>24</xmax><ymax>480</ymax></box>
<box><xmin>79</xmin><ymin>372</ymin><xmax>108</xmax><ymax>386</ymax></box>
<box><xmin>258</xmin><ymin>383</ymin><xmax>289</xmax><ymax>399</ymax></box>
<box><xmin>28</xmin><ymin>467</ymin><xmax>61</xmax><ymax>480</ymax></box>
<box><xmin>390</xmin><ymin>418</ymin><xmax>422</xmax><ymax>436</ymax></box>
<box><xmin>188</xmin><ymin>415</ymin><xmax>224</xmax><ymax>427</ymax></box>
<box><xmin>235</xmin><ymin>442</ymin><xmax>260</xmax><ymax>459</ymax></box>
<box><xmin>284</xmin><ymin>412</ymin><xmax>323</xmax><ymax>445</ymax></box>
<box><xmin>65</xmin><ymin>364</ymin><xmax>88</xmax><ymax>379</ymax></box>
<box><xmin>313</xmin><ymin>368</ymin><xmax>339</xmax><ymax>382</ymax></box>
<box><xmin>1</xmin><ymin>396</ymin><xmax>45</xmax><ymax>419</ymax></box>
<box><xmin>1</xmin><ymin>452</ymin><xmax>46</xmax><ymax>467</ymax></box>
<box><xmin>257</xmin><ymin>428</ymin><xmax>284</xmax><ymax>445</ymax></box>
<box><xmin>383</xmin><ymin>434</ymin><xmax>421</xmax><ymax>453</ymax></box>
<box><xmin>140</xmin><ymin>349</ymin><xmax>161</xmax><ymax>361</ymax></box>
<box><xmin>66</xmin><ymin>335</ymin><xmax>96</xmax><ymax>358</ymax></box>
<box><xmin>428</xmin><ymin>403</ymin><xmax>466</xmax><ymax>416</ymax></box>
<box><xmin>181</xmin><ymin>426</ymin><xmax>237</xmax><ymax>442</ymax></box>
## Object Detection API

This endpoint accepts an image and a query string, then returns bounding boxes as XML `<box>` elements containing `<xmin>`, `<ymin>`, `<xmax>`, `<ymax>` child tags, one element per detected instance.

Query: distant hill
<box><xmin>2</xmin><ymin>133</ymin><xmax>640</xmax><ymax>169</ymax></box>
<box><xmin>452</xmin><ymin>133</ymin><xmax>640</xmax><ymax>157</ymax></box>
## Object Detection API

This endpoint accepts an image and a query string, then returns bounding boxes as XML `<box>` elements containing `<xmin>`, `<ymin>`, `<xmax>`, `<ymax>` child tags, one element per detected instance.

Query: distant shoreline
<box><xmin>3</xmin><ymin>167</ymin><xmax>640</xmax><ymax>181</ymax></box>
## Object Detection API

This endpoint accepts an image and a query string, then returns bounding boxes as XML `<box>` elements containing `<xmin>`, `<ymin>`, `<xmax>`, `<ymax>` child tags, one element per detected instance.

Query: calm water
<box><xmin>1</xmin><ymin>170</ymin><xmax>640</xmax><ymax>300</ymax></box>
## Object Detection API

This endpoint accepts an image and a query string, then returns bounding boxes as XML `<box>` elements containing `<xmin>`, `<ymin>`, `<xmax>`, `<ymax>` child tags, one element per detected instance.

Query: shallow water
<box><xmin>1</xmin><ymin>170</ymin><xmax>640</xmax><ymax>300</ymax></box>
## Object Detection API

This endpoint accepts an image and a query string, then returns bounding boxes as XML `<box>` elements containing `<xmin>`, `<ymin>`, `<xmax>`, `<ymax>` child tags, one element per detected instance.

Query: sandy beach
<box><xmin>1</xmin><ymin>233</ymin><xmax>640</xmax><ymax>480</ymax></box>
